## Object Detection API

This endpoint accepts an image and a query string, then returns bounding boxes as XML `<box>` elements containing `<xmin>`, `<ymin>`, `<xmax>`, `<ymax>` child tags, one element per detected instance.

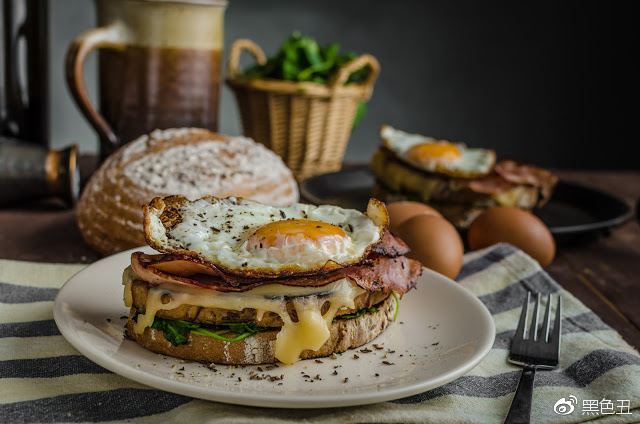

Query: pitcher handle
<box><xmin>65</xmin><ymin>23</ymin><xmax>124</xmax><ymax>159</ymax></box>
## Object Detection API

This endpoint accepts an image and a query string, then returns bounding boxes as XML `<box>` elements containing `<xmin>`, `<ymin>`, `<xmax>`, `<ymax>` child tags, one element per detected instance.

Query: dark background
<box><xmin>48</xmin><ymin>1</ymin><xmax>635</xmax><ymax>170</ymax></box>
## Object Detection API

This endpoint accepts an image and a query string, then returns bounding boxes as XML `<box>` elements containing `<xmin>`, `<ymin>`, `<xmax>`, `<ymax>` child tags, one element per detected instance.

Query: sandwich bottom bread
<box><xmin>123</xmin><ymin>195</ymin><xmax>422</xmax><ymax>365</ymax></box>
<box><xmin>125</xmin><ymin>289</ymin><xmax>397</xmax><ymax>365</ymax></box>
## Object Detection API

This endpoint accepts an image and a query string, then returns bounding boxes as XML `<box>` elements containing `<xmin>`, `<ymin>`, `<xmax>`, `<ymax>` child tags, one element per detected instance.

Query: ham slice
<box><xmin>131</xmin><ymin>253</ymin><xmax>243</xmax><ymax>291</ymax></box>
<box><xmin>494</xmin><ymin>159</ymin><xmax>558</xmax><ymax>188</ymax></box>
<box><xmin>467</xmin><ymin>174</ymin><xmax>516</xmax><ymax>194</ymax></box>
<box><xmin>371</xmin><ymin>231</ymin><xmax>411</xmax><ymax>257</ymax></box>
<box><xmin>344</xmin><ymin>254</ymin><xmax>421</xmax><ymax>295</ymax></box>
<box><xmin>131</xmin><ymin>251</ymin><xmax>342</xmax><ymax>292</ymax></box>
<box><xmin>466</xmin><ymin>160</ymin><xmax>558</xmax><ymax>198</ymax></box>
<box><xmin>130</xmin><ymin>231</ymin><xmax>421</xmax><ymax>295</ymax></box>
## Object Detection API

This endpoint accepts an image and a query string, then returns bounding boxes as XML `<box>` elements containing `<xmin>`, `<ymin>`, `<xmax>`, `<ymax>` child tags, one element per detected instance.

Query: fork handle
<box><xmin>504</xmin><ymin>365</ymin><xmax>537</xmax><ymax>424</ymax></box>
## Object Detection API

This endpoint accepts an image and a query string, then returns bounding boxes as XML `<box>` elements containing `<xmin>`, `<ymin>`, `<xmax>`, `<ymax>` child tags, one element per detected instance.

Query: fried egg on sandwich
<box><xmin>144</xmin><ymin>196</ymin><xmax>388</xmax><ymax>277</ymax></box>
<box><xmin>381</xmin><ymin>125</ymin><xmax>496</xmax><ymax>178</ymax></box>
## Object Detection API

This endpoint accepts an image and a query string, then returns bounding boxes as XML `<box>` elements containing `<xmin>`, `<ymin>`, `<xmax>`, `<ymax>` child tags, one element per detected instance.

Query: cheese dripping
<box><xmin>122</xmin><ymin>267</ymin><xmax>365</xmax><ymax>364</ymax></box>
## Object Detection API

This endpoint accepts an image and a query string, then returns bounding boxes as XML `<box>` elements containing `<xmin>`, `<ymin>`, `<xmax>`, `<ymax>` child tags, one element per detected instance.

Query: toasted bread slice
<box><xmin>126</xmin><ymin>295</ymin><xmax>396</xmax><ymax>365</ymax></box>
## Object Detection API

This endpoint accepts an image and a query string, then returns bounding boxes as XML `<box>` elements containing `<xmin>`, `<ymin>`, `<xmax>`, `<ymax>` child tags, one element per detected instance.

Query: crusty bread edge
<box><xmin>126</xmin><ymin>295</ymin><xmax>397</xmax><ymax>365</ymax></box>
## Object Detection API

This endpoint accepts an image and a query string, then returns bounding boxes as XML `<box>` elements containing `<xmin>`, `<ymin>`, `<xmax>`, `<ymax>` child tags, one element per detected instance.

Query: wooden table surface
<box><xmin>1</xmin><ymin>164</ymin><xmax>638</xmax><ymax>351</ymax></box>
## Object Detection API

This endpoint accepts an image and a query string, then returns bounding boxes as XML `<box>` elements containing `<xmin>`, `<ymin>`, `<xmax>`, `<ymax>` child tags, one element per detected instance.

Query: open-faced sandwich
<box><xmin>371</xmin><ymin>125</ymin><xmax>558</xmax><ymax>228</ymax></box>
<box><xmin>123</xmin><ymin>195</ymin><xmax>421</xmax><ymax>365</ymax></box>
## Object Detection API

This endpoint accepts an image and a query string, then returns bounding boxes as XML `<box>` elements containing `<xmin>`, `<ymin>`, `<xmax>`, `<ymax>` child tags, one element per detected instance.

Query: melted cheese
<box><xmin>276</xmin><ymin>296</ymin><xmax>330</xmax><ymax>364</ymax></box>
<box><xmin>122</xmin><ymin>273</ymin><xmax>364</xmax><ymax>364</ymax></box>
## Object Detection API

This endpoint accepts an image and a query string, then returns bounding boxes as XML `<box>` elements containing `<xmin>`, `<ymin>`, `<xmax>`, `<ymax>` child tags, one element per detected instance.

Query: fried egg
<box><xmin>144</xmin><ymin>196</ymin><xmax>388</xmax><ymax>276</ymax></box>
<box><xmin>381</xmin><ymin>125</ymin><xmax>496</xmax><ymax>178</ymax></box>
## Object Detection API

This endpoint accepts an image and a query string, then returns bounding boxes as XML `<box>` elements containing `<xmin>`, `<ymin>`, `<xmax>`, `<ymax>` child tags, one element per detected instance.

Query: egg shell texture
<box><xmin>395</xmin><ymin>214</ymin><xmax>464</xmax><ymax>280</ymax></box>
<box><xmin>467</xmin><ymin>206</ymin><xmax>555</xmax><ymax>267</ymax></box>
<box><xmin>386</xmin><ymin>201</ymin><xmax>443</xmax><ymax>234</ymax></box>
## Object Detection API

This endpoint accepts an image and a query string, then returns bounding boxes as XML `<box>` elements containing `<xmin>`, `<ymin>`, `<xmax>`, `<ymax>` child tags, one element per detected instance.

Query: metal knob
<box><xmin>0</xmin><ymin>136</ymin><xmax>79</xmax><ymax>207</ymax></box>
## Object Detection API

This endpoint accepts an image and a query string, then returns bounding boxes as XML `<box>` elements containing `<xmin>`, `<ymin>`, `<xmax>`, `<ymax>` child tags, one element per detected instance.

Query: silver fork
<box><xmin>504</xmin><ymin>292</ymin><xmax>562</xmax><ymax>424</ymax></box>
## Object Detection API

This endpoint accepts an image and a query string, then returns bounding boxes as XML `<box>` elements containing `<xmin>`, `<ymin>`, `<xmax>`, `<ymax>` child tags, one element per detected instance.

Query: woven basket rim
<box><xmin>225</xmin><ymin>38</ymin><xmax>379</xmax><ymax>100</ymax></box>
<box><xmin>225</xmin><ymin>76</ymin><xmax>373</xmax><ymax>99</ymax></box>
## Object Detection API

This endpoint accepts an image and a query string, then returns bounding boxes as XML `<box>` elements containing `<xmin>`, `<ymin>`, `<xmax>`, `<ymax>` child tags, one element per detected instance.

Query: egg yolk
<box><xmin>406</xmin><ymin>141</ymin><xmax>461</xmax><ymax>164</ymax></box>
<box><xmin>247</xmin><ymin>219</ymin><xmax>350</xmax><ymax>262</ymax></box>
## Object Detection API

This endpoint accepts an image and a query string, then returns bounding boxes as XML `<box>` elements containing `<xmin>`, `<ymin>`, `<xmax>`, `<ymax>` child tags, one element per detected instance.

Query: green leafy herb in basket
<box><xmin>242</xmin><ymin>32</ymin><xmax>371</xmax><ymax>127</ymax></box>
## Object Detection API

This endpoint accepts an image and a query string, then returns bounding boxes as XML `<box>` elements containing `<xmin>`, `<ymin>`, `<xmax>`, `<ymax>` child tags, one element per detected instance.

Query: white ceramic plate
<box><xmin>53</xmin><ymin>246</ymin><xmax>495</xmax><ymax>408</ymax></box>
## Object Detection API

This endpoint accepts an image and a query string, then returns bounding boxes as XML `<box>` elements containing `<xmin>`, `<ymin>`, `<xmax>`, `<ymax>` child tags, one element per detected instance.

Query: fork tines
<box><xmin>509</xmin><ymin>291</ymin><xmax>562</xmax><ymax>369</ymax></box>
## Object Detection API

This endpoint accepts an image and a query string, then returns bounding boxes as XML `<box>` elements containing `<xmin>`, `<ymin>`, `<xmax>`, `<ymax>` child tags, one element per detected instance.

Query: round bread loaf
<box><xmin>77</xmin><ymin>128</ymin><xmax>299</xmax><ymax>256</ymax></box>
<box><xmin>126</xmin><ymin>295</ymin><xmax>396</xmax><ymax>365</ymax></box>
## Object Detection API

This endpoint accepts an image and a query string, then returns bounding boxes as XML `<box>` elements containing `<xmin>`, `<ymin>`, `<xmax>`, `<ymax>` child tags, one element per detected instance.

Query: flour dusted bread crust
<box><xmin>126</xmin><ymin>295</ymin><xmax>396</xmax><ymax>365</ymax></box>
<box><xmin>77</xmin><ymin>128</ymin><xmax>299</xmax><ymax>255</ymax></box>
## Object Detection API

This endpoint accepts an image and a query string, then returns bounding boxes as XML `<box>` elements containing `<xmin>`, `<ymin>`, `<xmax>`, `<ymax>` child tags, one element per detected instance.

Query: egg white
<box><xmin>145</xmin><ymin>196</ymin><xmax>383</xmax><ymax>275</ymax></box>
<box><xmin>381</xmin><ymin>125</ymin><xmax>495</xmax><ymax>178</ymax></box>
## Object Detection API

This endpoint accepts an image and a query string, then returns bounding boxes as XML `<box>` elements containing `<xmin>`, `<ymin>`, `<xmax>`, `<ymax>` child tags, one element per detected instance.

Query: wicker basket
<box><xmin>225</xmin><ymin>38</ymin><xmax>380</xmax><ymax>181</ymax></box>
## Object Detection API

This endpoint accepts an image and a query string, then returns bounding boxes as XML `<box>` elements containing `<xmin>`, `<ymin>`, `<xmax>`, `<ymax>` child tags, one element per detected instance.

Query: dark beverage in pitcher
<box><xmin>99</xmin><ymin>45</ymin><xmax>222</xmax><ymax>145</ymax></box>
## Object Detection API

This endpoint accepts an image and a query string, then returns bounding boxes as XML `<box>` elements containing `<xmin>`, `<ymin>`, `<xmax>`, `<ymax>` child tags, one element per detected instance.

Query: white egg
<box><xmin>381</xmin><ymin>125</ymin><xmax>496</xmax><ymax>178</ymax></box>
<box><xmin>145</xmin><ymin>196</ymin><xmax>387</xmax><ymax>276</ymax></box>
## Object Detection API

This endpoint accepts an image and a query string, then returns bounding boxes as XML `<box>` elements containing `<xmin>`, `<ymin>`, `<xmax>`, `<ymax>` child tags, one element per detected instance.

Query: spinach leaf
<box><xmin>150</xmin><ymin>318</ymin><xmax>199</xmax><ymax>346</ymax></box>
<box><xmin>242</xmin><ymin>32</ymin><xmax>371</xmax><ymax>87</ymax></box>
<box><xmin>191</xmin><ymin>323</ymin><xmax>263</xmax><ymax>343</ymax></box>
<box><xmin>332</xmin><ymin>292</ymin><xmax>400</xmax><ymax>322</ymax></box>
<box><xmin>144</xmin><ymin>313</ymin><xmax>269</xmax><ymax>347</ymax></box>
<box><xmin>242</xmin><ymin>32</ymin><xmax>372</xmax><ymax>127</ymax></box>
<box><xmin>334</xmin><ymin>306</ymin><xmax>378</xmax><ymax>321</ymax></box>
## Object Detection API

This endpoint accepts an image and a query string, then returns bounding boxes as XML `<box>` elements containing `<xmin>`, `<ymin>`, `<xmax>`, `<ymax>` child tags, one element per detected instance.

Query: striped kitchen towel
<box><xmin>1</xmin><ymin>243</ymin><xmax>639</xmax><ymax>423</ymax></box>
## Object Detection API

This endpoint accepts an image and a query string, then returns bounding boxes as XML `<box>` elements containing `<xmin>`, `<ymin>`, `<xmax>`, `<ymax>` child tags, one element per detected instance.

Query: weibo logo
<box><xmin>554</xmin><ymin>395</ymin><xmax>578</xmax><ymax>415</ymax></box>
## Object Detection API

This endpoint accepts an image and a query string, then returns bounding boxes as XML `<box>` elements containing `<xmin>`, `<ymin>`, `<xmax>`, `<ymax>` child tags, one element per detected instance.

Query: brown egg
<box><xmin>467</xmin><ymin>207</ymin><xmax>556</xmax><ymax>267</ymax></box>
<box><xmin>395</xmin><ymin>214</ymin><xmax>464</xmax><ymax>280</ymax></box>
<box><xmin>386</xmin><ymin>201</ymin><xmax>443</xmax><ymax>234</ymax></box>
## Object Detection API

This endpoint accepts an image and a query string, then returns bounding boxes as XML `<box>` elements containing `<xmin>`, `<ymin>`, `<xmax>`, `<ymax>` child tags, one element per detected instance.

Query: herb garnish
<box><xmin>242</xmin><ymin>31</ymin><xmax>371</xmax><ymax>127</ymax></box>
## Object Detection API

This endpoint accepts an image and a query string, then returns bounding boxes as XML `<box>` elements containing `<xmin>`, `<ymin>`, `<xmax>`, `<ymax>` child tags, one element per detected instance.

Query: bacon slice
<box><xmin>131</xmin><ymin>243</ymin><xmax>421</xmax><ymax>296</ymax></box>
<box><xmin>465</xmin><ymin>159</ymin><xmax>557</xmax><ymax>201</ymax></box>
<box><xmin>142</xmin><ymin>229</ymin><xmax>408</xmax><ymax>282</ymax></box>
<box><xmin>137</xmin><ymin>254</ymin><xmax>219</xmax><ymax>277</ymax></box>
<box><xmin>343</xmin><ymin>254</ymin><xmax>421</xmax><ymax>296</ymax></box>
<box><xmin>494</xmin><ymin>159</ymin><xmax>558</xmax><ymax>188</ymax></box>
<box><xmin>131</xmin><ymin>251</ymin><xmax>344</xmax><ymax>292</ymax></box>
<box><xmin>467</xmin><ymin>174</ymin><xmax>516</xmax><ymax>194</ymax></box>
<box><xmin>371</xmin><ymin>231</ymin><xmax>411</xmax><ymax>257</ymax></box>
<box><xmin>131</xmin><ymin>253</ymin><xmax>248</xmax><ymax>291</ymax></box>
<box><xmin>131</xmin><ymin>224</ymin><xmax>420</xmax><ymax>295</ymax></box>
<box><xmin>494</xmin><ymin>159</ymin><xmax>558</xmax><ymax>203</ymax></box>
